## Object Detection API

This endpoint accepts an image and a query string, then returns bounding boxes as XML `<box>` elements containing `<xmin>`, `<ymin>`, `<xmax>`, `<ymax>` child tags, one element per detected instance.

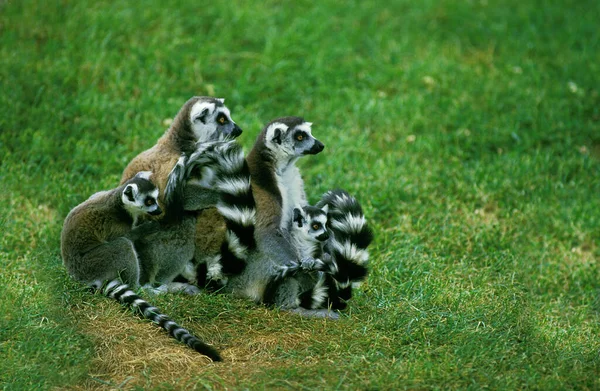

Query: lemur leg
<box><xmin>183</xmin><ymin>187</ymin><xmax>221</xmax><ymax>211</ymax></box>
<box><xmin>287</xmin><ymin>308</ymin><xmax>340</xmax><ymax>320</ymax></box>
<box><xmin>136</xmin><ymin>215</ymin><xmax>197</xmax><ymax>285</ymax></box>
<box><xmin>75</xmin><ymin>237</ymin><xmax>141</xmax><ymax>287</ymax></box>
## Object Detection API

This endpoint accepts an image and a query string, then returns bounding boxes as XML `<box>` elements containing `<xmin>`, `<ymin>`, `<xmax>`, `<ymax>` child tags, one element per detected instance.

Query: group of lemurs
<box><xmin>61</xmin><ymin>96</ymin><xmax>373</xmax><ymax>361</ymax></box>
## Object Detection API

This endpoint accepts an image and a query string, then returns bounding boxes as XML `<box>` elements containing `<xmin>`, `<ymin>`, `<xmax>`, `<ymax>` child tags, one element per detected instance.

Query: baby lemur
<box><xmin>267</xmin><ymin>204</ymin><xmax>334</xmax><ymax>310</ymax></box>
<box><xmin>61</xmin><ymin>172</ymin><xmax>221</xmax><ymax>360</ymax></box>
<box><xmin>266</xmin><ymin>190</ymin><xmax>374</xmax><ymax>312</ymax></box>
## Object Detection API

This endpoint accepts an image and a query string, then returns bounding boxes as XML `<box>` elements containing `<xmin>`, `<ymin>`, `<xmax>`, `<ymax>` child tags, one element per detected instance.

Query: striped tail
<box><xmin>212</xmin><ymin>142</ymin><xmax>256</xmax><ymax>279</ymax></box>
<box><xmin>93</xmin><ymin>279</ymin><xmax>221</xmax><ymax>361</ymax></box>
<box><xmin>185</xmin><ymin>141</ymin><xmax>257</xmax><ymax>285</ymax></box>
<box><xmin>316</xmin><ymin>189</ymin><xmax>374</xmax><ymax>309</ymax></box>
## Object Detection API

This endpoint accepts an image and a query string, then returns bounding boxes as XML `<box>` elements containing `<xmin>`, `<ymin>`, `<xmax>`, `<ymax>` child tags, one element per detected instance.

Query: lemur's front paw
<box><xmin>299</xmin><ymin>257</ymin><xmax>328</xmax><ymax>272</ymax></box>
<box><xmin>274</xmin><ymin>262</ymin><xmax>300</xmax><ymax>279</ymax></box>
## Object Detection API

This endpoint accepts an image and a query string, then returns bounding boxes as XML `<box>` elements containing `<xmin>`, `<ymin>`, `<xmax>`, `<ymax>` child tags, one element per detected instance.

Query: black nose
<box><xmin>317</xmin><ymin>232</ymin><xmax>329</xmax><ymax>241</ymax></box>
<box><xmin>231</xmin><ymin>124</ymin><xmax>243</xmax><ymax>138</ymax></box>
<box><xmin>149</xmin><ymin>206</ymin><xmax>162</xmax><ymax>216</ymax></box>
<box><xmin>310</xmin><ymin>140</ymin><xmax>324</xmax><ymax>154</ymax></box>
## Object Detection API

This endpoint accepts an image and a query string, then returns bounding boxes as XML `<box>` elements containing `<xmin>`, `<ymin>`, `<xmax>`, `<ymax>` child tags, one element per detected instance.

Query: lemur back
<box><xmin>60</xmin><ymin>172</ymin><xmax>221</xmax><ymax>360</ymax></box>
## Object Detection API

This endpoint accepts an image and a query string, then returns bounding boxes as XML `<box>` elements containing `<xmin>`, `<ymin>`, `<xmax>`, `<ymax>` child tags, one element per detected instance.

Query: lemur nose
<box><xmin>312</xmin><ymin>140</ymin><xmax>324</xmax><ymax>154</ymax></box>
<box><xmin>231</xmin><ymin>124</ymin><xmax>243</xmax><ymax>138</ymax></box>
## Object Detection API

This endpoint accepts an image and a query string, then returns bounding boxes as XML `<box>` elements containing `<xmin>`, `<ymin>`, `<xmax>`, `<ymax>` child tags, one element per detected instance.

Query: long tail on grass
<box><xmin>91</xmin><ymin>279</ymin><xmax>222</xmax><ymax>361</ymax></box>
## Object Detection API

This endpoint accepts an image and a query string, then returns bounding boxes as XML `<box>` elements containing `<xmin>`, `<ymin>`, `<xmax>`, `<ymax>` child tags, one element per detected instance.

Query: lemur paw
<box><xmin>273</xmin><ymin>263</ymin><xmax>298</xmax><ymax>280</ymax></box>
<box><xmin>299</xmin><ymin>257</ymin><xmax>320</xmax><ymax>270</ymax></box>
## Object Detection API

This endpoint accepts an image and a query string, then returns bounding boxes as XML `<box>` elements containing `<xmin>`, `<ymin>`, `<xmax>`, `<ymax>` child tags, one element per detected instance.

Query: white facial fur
<box><xmin>265</xmin><ymin>121</ymin><xmax>319</xmax><ymax>166</ymax></box>
<box><xmin>122</xmin><ymin>183</ymin><xmax>141</xmax><ymax>216</ymax></box>
<box><xmin>135</xmin><ymin>171</ymin><xmax>152</xmax><ymax>181</ymax></box>
<box><xmin>122</xmin><ymin>184</ymin><xmax>160</xmax><ymax>220</ymax></box>
<box><xmin>265</xmin><ymin>122</ymin><xmax>293</xmax><ymax>165</ymax></box>
<box><xmin>291</xmin><ymin>207</ymin><xmax>325</xmax><ymax>260</ymax></box>
<box><xmin>189</xmin><ymin>99</ymin><xmax>236</xmax><ymax>143</ymax></box>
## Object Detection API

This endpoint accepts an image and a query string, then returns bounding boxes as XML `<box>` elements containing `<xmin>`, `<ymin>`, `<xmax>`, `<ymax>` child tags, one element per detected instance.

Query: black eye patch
<box><xmin>295</xmin><ymin>132</ymin><xmax>308</xmax><ymax>142</ymax></box>
<box><xmin>216</xmin><ymin>113</ymin><xmax>228</xmax><ymax>125</ymax></box>
<box><xmin>124</xmin><ymin>186</ymin><xmax>135</xmax><ymax>202</ymax></box>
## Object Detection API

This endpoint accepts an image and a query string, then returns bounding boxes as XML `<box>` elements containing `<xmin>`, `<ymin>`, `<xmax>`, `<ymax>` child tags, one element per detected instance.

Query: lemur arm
<box><xmin>127</xmin><ymin>220</ymin><xmax>161</xmax><ymax>241</ymax></box>
<box><xmin>182</xmin><ymin>186</ymin><xmax>221</xmax><ymax>211</ymax></box>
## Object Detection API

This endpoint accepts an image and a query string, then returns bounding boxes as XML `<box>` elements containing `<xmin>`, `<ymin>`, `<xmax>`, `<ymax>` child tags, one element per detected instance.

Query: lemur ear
<box><xmin>123</xmin><ymin>184</ymin><xmax>136</xmax><ymax>202</ymax></box>
<box><xmin>217</xmin><ymin>98</ymin><xmax>225</xmax><ymax>104</ymax></box>
<box><xmin>293</xmin><ymin>208</ymin><xmax>304</xmax><ymax>227</ymax></box>
<box><xmin>193</xmin><ymin>108</ymin><xmax>210</xmax><ymax>124</ymax></box>
<box><xmin>321</xmin><ymin>204</ymin><xmax>329</xmax><ymax>214</ymax></box>
<box><xmin>272</xmin><ymin>128</ymin><xmax>282</xmax><ymax>145</ymax></box>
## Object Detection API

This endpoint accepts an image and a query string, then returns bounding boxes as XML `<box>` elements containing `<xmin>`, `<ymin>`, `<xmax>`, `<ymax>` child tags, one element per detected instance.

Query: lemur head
<box><xmin>188</xmin><ymin>96</ymin><xmax>242</xmax><ymax>143</ymax></box>
<box><xmin>292</xmin><ymin>205</ymin><xmax>329</xmax><ymax>242</ymax></box>
<box><xmin>263</xmin><ymin>117</ymin><xmax>324</xmax><ymax>163</ymax></box>
<box><xmin>121</xmin><ymin>171</ymin><xmax>162</xmax><ymax>218</ymax></box>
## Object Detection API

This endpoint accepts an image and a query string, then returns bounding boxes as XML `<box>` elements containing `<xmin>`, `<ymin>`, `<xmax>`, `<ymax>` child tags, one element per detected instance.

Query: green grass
<box><xmin>1</xmin><ymin>0</ymin><xmax>599</xmax><ymax>389</ymax></box>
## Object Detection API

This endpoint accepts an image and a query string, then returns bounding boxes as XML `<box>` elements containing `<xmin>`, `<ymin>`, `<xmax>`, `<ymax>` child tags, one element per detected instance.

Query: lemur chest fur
<box><xmin>276</xmin><ymin>164</ymin><xmax>306</xmax><ymax>231</ymax></box>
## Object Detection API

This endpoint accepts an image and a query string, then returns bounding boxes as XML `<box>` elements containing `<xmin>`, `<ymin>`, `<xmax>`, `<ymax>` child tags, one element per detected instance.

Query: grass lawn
<box><xmin>1</xmin><ymin>0</ymin><xmax>599</xmax><ymax>389</ymax></box>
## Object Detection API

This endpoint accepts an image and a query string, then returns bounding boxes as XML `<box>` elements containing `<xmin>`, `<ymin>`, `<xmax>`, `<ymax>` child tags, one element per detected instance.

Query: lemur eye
<box><xmin>312</xmin><ymin>223</ymin><xmax>321</xmax><ymax>230</ymax></box>
<box><xmin>145</xmin><ymin>198</ymin><xmax>155</xmax><ymax>206</ymax></box>
<box><xmin>296</xmin><ymin>134</ymin><xmax>304</xmax><ymax>141</ymax></box>
<box><xmin>217</xmin><ymin>114</ymin><xmax>227</xmax><ymax>125</ymax></box>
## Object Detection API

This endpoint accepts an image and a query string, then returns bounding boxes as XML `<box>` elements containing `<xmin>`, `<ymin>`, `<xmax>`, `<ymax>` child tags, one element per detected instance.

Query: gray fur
<box><xmin>61</xmin><ymin>171</ymin><xmax>161</xmax><ymax>287</ymax></box>
<box><xmin>131</xmin><ymin>99</ymin><xmax>242</xmax><ymax>293</ymax></box>
<box><xmin>60</xmin><ymin>173</ymin><xmax>220</xmax><ymax>359</ymax></box>
<box><xmin>219</xmin><ymin>117</ymin><xmax>336</xmax><ymax>318</ymax></box>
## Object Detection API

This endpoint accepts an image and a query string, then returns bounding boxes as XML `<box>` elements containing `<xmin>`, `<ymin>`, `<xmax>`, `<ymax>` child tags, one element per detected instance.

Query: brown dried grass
<box><xmin>64</xmin><ymin>299</ymin><xmax>324</xmax><ymax>390</ymax></box>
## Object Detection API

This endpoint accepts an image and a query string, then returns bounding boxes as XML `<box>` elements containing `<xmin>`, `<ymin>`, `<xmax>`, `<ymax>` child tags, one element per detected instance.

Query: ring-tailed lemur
<box><xmin>272</xmin><ymin>205</ymin><xmax>335</xmax><ymax>279</ymax></box>
<box><xmin>60</xmin><ymin>172</ymin><xmax>221</xmax><ymax>360</ymax></box>
<box><xmin>265</xmin><ymin>204</ymin><xmax>336</xmax><ymax>310</ymax></box>
<box><xmin>214</xmin><ymin>117</ymin><xmax>340</xmax><ymax>317</ymax></box>
<box><xmin>315</xmin><ymin>189</ymin><xmax>374</xmax><ymax>310</ymax></box>
<box><xmin>121</xmin><ymin>96</ymin><xmax>242</xmax><ymax>214</ymax></box>
<box><xmin>266</xmin><ymin>190</ymin><xmax>374</xmax><ymax>312</ymax></box>
<box><xmin>120</xmin><ymin>97</ymin><xmax>243</xmax><ymax>293</ymax></box>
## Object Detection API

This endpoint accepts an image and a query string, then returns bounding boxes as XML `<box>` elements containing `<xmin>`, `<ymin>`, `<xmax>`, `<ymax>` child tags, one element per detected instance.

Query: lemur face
<box><xmin>265</xmin><ymin>117</ymin><xmax>324</xmax><ymax>161</ymax></box>
<box><xmin>189</xmin><ymin>98</ymin><xmax>242</xmax><ymax>143</ymax></box>
<box><xmin>292</xmin><ymin>205</ymin><xmax>329</xmax><ymax>242</ymax></box>
<box><xmin>122</xmin><ymin>172</ymin><xmax>162</xmax><ymax>217</ymax></box>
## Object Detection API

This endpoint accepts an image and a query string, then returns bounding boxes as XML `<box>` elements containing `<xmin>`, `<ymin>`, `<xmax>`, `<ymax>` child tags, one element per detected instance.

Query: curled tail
<box><xmin>316</xmin><ymin>189</ymin><xmax>374</xmax><ymax>309</ymax></box>
<box><xmin>93</xmin><ymin>279</ymin><xmax>221</xmax><ymax>361</ymax></box>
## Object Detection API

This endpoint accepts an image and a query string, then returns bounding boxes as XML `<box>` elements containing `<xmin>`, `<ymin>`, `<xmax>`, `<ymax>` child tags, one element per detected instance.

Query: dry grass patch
<box><xmin>67</xmin><ymin>298</ymin><xmax>331</xmax><ymax>389</ymax></box>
